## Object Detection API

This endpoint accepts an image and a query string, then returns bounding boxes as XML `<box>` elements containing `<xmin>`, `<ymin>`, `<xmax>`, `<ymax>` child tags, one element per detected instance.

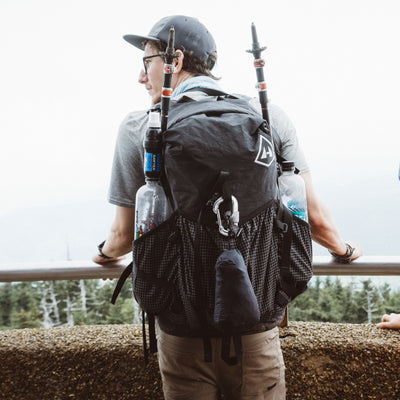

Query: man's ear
<box><xmin>173</xmin><ymin>50</ymin><xmax>184</xmax><ymax>73</ymax></box>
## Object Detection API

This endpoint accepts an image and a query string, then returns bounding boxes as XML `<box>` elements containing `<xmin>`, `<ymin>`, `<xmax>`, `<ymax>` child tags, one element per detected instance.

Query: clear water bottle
<box><xmin>278</xmin><ymin>161</ymin><xmax>308</xmax><ymax>222</ymax></box>
<box><xmin>135</xmin><ymin>179</ymin><xmax>172</xmax><ymax>238</ymax></box>
<box><xmin>135</xmin><ymin>112</ymin><xmax>172</xmax><ymax>239</ymax></box>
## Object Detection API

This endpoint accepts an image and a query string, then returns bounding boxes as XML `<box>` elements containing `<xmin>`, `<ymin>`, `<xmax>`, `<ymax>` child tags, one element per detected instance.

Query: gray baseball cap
<box><xmin>123</xmin><ymin>15</ymin><xmax>217</xmax><ymax>68</ymax></box>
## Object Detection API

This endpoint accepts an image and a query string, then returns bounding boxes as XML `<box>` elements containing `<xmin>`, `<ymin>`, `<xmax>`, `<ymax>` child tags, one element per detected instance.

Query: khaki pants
<box><xmin>157</xmin><ymin>327</ymin><xmax>286</xmax><ymax>400</ymax></box>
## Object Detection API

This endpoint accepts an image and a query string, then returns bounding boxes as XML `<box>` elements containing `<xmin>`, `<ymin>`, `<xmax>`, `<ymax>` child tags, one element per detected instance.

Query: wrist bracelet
<box><xmin>98</xmin><ymin>241</ymin><xmax>113</xmax><ymax>259</ymax></box>
<box><xmin>329</xmin><ymin>243</ymin><xmax>355</xmax><ymax>264</ymax></box>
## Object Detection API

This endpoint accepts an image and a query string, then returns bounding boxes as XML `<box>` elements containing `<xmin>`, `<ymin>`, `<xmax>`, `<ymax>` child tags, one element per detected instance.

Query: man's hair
<box><xmin>149</xmin><ymin>40</ymin><xmax>219</xmax><ymax>80</ymax></box>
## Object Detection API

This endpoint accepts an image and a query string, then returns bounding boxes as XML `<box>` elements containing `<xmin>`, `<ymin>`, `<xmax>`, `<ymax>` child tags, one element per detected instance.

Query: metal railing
<box><xmin>0</xmin><ymin>256</ymin><xmax>399</xmax><ymax>282</ymax></box>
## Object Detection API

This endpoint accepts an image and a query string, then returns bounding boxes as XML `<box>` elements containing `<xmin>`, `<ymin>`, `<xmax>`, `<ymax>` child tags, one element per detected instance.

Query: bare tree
<box><xmin>363</xmin><ymin>289</ymin><xmax>378</xmax><ymax>323</ymax></box>
<box><xmin>40</xmin><ymin>288</ymin><xmax>53</xmax><ymax>328</ymax></box>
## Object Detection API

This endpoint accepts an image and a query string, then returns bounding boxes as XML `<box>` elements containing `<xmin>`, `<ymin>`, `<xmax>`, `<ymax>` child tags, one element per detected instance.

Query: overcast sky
<box><xmin>1</xmin><ymin>0</ymin><xmax>400</xmax><ymax>216</ymax></box>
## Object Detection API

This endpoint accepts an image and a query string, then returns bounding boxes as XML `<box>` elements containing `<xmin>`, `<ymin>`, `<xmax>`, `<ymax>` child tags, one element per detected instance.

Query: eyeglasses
<box><xmin>142</xmin><ymin>53</ymin><xmax>164</xmax><ymax>74</ymax></box>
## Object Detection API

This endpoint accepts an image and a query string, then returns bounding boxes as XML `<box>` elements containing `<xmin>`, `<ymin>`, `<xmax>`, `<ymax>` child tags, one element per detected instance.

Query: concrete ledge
<box><xmin>1</xmin><ymin>322</ymin><xmax>399</xmax><ymax>399</ymax></box>
<box><xmin>281</xmin><ymin>322</ymin><xmax>400</xmax><ymax>399</ymax></box>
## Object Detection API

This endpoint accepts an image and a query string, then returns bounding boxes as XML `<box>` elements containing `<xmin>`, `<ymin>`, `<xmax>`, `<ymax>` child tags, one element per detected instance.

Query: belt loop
<box><xmin>221</xmin><ymin>336</ymin><xmax>239</xmax><ymax>365</ymax></box>
<box><xmin>203</xmin><ymin>337</ymin><xmax>212</xmax><ymax>363</ymax></box>
<box><xmin>233</xmin><ymin>334</ymin><xmax>242</xmax><ymax>359</ymax></box>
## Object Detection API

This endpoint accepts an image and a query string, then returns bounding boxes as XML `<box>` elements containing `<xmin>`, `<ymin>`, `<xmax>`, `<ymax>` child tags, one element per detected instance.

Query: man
<box><xmin>93</xmin><ymin>15</ymin><xmax>362</xmax><ymax>399</ymax></box>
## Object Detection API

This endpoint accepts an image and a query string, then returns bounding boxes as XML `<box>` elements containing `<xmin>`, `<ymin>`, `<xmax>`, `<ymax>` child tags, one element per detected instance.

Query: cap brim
<box><xmin>123</xmin><ymin>34</ymin><xmax>161</xmax><ymax>50</ymax></box>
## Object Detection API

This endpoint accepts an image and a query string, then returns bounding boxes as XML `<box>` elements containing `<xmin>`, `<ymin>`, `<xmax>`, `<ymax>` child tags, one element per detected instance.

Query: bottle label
<box><xmin>135</xmin><ymin>215</ymin><xmax>159</xmax><ymax>239</ymax></box>
<box><xmin>144</xmin><ymin>152</ymin><xmax>161</xmax><ymax>173</ymax></box>
<box><xmin>287</xmin><ymin>200</ymin><xmax>308</xmax><ymax>222</ymax></box>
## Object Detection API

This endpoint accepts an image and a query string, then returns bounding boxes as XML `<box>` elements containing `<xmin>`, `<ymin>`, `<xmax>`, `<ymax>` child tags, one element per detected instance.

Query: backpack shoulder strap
<box><xmin>110</xmin><ymin>261</ymin><xmax>133</xmax><ymax>304</ymax></box>
<box><xmin>182</xmin><ymin>87</ymin><xmax>229</xmax><ymax>97</ymax></box>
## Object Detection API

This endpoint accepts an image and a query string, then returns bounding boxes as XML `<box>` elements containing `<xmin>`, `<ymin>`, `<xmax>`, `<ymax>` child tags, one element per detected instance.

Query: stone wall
<box><xmin>1</xmin><ymin>322</ymin><xmax>399</xmax><ymax>399</ymax></box>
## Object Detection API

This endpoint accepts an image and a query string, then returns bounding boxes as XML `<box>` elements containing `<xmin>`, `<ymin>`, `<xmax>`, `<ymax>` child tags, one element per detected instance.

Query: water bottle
<box><xmin>278</xmin><ymin>161</ymin><xmax>308</xmax><ymax>222</ymax></box>
<box><xmin>143</xmin><ymin>111</ymin><xmax>163</xmax><ymax>180</ymax></box>
<box><xmin>135</xmin><ymin>179</ymin><xmax>172</xmax><ymax>238</ymax></box>
<box><xmin>135</xmin><ymin>112</ymin><xmax>172</xmax><ymax>239</ymax></box>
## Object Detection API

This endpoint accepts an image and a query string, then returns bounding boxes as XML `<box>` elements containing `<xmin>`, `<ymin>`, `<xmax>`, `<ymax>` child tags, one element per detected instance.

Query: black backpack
<box><xmin>112</xmin><ymin>90</ymin><xmax>313</xmax><ymax>364</ymax></box>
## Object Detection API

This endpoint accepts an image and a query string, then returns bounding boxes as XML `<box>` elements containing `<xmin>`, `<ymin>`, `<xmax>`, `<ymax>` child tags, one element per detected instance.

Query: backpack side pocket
<box><xmin>275</xmin><ymin>204</ymin><xmax>313</xmax><ymax>312</ymax></box>
<box><xmin>132</xmin><ymin>214</ymin><xmax>180</xmax><ymax>315</ymax></box>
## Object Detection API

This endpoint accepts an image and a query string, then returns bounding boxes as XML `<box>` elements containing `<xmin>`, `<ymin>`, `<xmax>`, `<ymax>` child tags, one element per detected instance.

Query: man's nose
<box><xmin>138</xmin><ymin>69</ymin><xmax>147</xmax><ymax>84</ymax></box>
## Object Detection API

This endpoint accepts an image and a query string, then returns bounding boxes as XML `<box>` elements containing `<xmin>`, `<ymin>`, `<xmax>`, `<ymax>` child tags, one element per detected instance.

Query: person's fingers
<box><xmin>377</xmin><ymin>322</ymin><xmax>388</xmax><ymax>329</ymax></box>
<box><xmin>92</xmin><ymin>254</ymin><xmax>126</xmax><ymax>265</ymax></box>
<box><xmin>382</xmin><ymin>314</ymin><xmax>391</xmax><ymax>322</ymax></box>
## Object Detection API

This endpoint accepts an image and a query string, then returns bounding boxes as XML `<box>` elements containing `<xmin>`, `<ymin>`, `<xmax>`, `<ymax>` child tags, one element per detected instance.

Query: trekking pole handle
<box><xmin>246</xmin><ymin>23</ymin><xmax>270</xmax><ymax>129</ymax></box>
<box><xmin>161</xmin><ymin>26</ymin><xmax>179</xmax><ymax>132</ymax></box>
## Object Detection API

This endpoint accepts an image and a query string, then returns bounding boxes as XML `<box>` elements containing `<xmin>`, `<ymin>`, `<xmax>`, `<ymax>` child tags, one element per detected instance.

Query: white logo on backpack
<box><xmin>254</xmin><ymin>135</ymin><xmax>274</xmax><ymax>167</ymax></box>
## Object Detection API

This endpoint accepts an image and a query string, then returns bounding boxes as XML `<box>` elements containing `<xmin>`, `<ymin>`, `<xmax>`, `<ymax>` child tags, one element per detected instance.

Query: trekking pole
<box><xmin>160</xmin><ymin>26</ymin><xmax>179</xmax><ymax>132</ymax></box>
<box><xmin>246</xmin><ymin>23</ymin><xmax>271</xmax><ymax>130</ymax></box>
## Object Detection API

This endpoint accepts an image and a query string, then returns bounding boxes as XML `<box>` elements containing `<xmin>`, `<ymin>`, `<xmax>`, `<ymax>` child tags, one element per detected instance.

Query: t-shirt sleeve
<box><xmin>108</xmin><ymin>111</ymin><xmax>148</xmax><ymax>208</ymax></box>
<box><xmin>269</xmin><ymin>104</ymin><xmax>310</xmax><ymax>174</ymax></box>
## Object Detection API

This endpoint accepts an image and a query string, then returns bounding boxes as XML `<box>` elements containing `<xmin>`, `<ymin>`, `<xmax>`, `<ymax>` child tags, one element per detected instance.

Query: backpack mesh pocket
<box><xmin>132</xmin><ymin>214</ymin><xmax>181</xmax><ymax>315</ymax></box>
<box><xmin>236</xmin><ymin>206</ymin><xmax>281</xmax><ymax>322</ymax></box>
<box><xmin>289</xmin><ymin>216</ymin><xmax>313</xmax><ymax>288</ymax></box>
<box><xmin>275</xmin><ymin>212</ymin><xmax>313</xmax><ymax>311</ymax></box>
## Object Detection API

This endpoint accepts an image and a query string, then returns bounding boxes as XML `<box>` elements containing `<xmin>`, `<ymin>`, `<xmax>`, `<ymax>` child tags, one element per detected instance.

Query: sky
<box><xmin>1</xmin><ymin>0</ymin><xmax>400</xmax><ymax>217</ymax></box>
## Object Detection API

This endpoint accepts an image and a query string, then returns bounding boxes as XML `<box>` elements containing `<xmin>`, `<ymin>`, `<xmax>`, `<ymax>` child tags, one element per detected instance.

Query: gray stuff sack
<box><xmin>214</xmin><ymin>248</ymin><xmax>260</xmax><ymax>333</ymax></box>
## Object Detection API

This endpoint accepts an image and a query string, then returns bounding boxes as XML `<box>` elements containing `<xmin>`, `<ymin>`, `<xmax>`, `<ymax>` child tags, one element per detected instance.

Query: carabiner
<box><xmin>213</xmin><ymin>195</ymin><xmax>240</xmax><ymax>237</ymax></box>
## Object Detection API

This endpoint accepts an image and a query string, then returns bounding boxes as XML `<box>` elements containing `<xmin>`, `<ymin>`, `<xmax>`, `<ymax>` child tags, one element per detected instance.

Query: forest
<box><xmin>1</xmin><ymin>277</ymin><xmax>400</xmax><ymax>330</ymax></box>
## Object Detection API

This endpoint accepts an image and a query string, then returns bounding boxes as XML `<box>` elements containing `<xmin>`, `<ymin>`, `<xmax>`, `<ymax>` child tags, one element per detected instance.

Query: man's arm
<box><xmin>92</xmin><ymin>206</ymin><xmax>135</xmax><ymax>264</ymax></box>
<box><xmin>300</xmin><ymin>171</ymin><xmax>362</xmax><ymax>261</ymax></box>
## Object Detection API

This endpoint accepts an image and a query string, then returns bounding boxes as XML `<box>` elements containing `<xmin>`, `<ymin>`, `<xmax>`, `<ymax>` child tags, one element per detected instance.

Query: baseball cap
<box><xmin>123</xmin><ymin>15</ymin><xmax>217</xmax><ymax>68</ymax></box>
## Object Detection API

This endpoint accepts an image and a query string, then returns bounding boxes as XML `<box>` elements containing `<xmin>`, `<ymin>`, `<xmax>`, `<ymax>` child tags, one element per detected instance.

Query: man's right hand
<box><xmin>347</xmin><ymin>241</ymin><xmax>362</xmax><ymax>262</ymax></box>
<box><xmin>92</xmin><ymin>253</ymin><xmax>125</xmax><ymax>265</ymax></box>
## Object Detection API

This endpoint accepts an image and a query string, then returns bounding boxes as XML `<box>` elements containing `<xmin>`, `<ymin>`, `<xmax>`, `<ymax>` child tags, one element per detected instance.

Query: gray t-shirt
<box><xmin>108</xmin><ymin>96</ymin><xmax>309</xmax><ymax>208</ymax></box>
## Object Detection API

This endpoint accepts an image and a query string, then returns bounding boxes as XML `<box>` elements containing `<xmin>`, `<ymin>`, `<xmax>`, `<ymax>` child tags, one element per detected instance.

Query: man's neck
<box><xmin>172</xmin><ymin>75</ymin><xmax>222</xmax><ymax>99</ymax></box>
<box><xmin>172</xmin><ymin>71</ymin><xmax>195</xmax><ymax>91</ymax></box>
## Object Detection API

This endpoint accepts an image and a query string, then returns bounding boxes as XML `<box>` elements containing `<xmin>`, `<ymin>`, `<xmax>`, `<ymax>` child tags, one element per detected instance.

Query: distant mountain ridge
<box><xmin>0</xmin><ymin>199</ymin><xmax>114</xmax><ymax>263</ymax></box>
